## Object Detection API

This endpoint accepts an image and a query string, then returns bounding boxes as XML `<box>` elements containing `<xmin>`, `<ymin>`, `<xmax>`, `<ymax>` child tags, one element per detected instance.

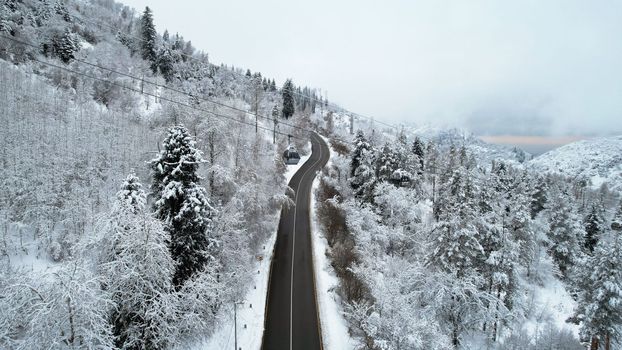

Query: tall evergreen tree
<box><xmin>281</xmin><ymin>79</ymin><xmax>295</xmax><ymax>119</ymax></box>
<box><xmin>429</xmin><ymin>166</ymin><xmax>484</xmax><ymax>277</ymax></box>
<box><xmin>530</xmin><ymin>175</ymin><xmax>548</xmax><ymax>219</ymax></box>
<box><xmin>53</xmin><ymin>28</ymin><xmax>79</xmax><ymax>63</ymax></box>
<box><xmin>350</xmin><ymin>130</ymin><xmax>376</xmax><ymax>203</ymax></box>
<box><xmin>376</xmin><ymin>143</ymin><xmax>400</xmax><ymax>183</ymax></box>
<box><xmin>157</xmin><ymin>47</ymin><xmax>176</xmax><ymax>82</ymax></box>
<box><xmin>412</xmin><ymin>136</ymin><xmax>425</xmax><ymax>171</ymax></box>
<box><xmin>140</xmin><ymin>6</ymin><xmax>158</xmax><ymax>72</ymax></box>
<box><xmin>150</xmin><ymin>125</ymin><xmax>215</xmax><ymax>287</ymax></box>
<box><xmin>584</xmin><ymin>205</ymin><xmax>605</xmax><ymax>253</ymax></box>
<box><xmin>547</xmin><ymin>190</ymin><xmax>584</xmax><ymax>276</ymax></box>
<box><xmin>571</xmin><ymin>233</ymin><xmax>622</xmax><ymax>350</ymax></box>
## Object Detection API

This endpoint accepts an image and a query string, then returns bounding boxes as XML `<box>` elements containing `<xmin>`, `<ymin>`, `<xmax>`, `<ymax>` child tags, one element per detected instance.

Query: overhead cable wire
<box><xmin>0</xmin><ymin>35</ymin><xmax>303</xmax><ymax>140</ymax></box>
<box><xmin>66</xmin><ymin>11</ymin><xmax>399</xmax><ymax>130</ymax></box>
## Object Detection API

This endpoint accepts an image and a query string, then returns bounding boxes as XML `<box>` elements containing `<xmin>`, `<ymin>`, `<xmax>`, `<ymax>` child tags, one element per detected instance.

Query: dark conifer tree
<box><xmin>54</xmin><ymin>28</ymin><xmax>79</xmax><ymax>63</ymax></box>
<box><xmin>350</xmin><ymin>130</ymin><xmax>376</xmax><ymax>203</ymax></box>
<box><xmin>140</xmin><ymin>6</ymin><xmax>158</xmax><ymax>72</ymax></box>
<box><xmin>530</xmin><ymin>175</ymin><xmax>548</xmax><ymax>219</ymax></box>
<box><xmin>571</xmin><ymin>233</ymin><xmax>622</xmax><ymax>350</ymax></box>
<box><xmin>150</xmin><ymin>125</ymin><xmax>215</xmax><ymax>287</ymax></box>
<box><xmin>584</xmin><ymin>205</ymin><xmax>604</xmax><ymax>253</ymax></box>
<box><xmin>547</xmin><ymin>190</ymin><xmax>584</xmax><ymax>276</ymax></box>
<box><xmin>157</xmin><ymin>47</ymin><xmax>175</xmax><ymax>82</ymax></box>
<box><xmin>281</xmin><ymin>79</ymin><xmax>295</xmax><ymax>119</ymax></box>
<box><xmin>376</xmin><ymin>143</ymin><xmax>400</xmax><ymax>183</ymax></box>
<box><xmin>412</xmin><ymin>136</ymin><xmax>425</xmax><ymax>170</ymax></box>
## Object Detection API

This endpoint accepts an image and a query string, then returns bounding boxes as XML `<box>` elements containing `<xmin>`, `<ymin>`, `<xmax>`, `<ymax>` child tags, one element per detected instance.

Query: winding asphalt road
<box><xmin>262</xmin><ymin>133</ymin><xmax>330</xmax><ymax>350</ymax></box>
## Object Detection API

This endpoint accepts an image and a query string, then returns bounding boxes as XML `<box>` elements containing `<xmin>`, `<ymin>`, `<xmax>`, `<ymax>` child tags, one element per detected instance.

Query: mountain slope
<box><xmin>529</xmin><ymin>136</ymin><xmax>622</xmax><ymax>190</ymax></box>
<box><xmin>411</xmin><ymin>126</ymin><xmax>530</xmax><ymax>165</ymax></box>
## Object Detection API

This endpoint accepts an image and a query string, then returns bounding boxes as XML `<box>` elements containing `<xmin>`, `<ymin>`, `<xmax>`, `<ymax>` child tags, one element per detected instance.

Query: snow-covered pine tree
<box><xmin>571</xmin><ymin>232</ymin><xmax>622</xmax><ymax>350</ymax></box>
<box><xmin>530</xmin><ymin>174</ymin><xmax>548</xmax><ymax>219</ymax></box>
<box><xmin>433</xmin><ymin>145</ymin><xmax>464</xmax><ymax>221</ymax></box>
<box><xmin>351</xmin><ymin>130</ymin><xmax>369</xmax><ymax>178</ymax></box>
<box><xmin>115</xmin><ymin>172</ymin><xmax>145</xmax><ymax>214</ymax></box>
<box><xmin>584</xmin><ymin>204</ymin><xmax>605</xmax><ymax>254</ymax></box>
<box><xmin>53</xmin><ymin>27</ymin><xmax>79</xmax><ymax>63</ymax></box>
<box><xmin>508</xmin><ymin>178</ymin><xmax>539</xmax><ymax>275</ymax></box>
<box><xmin>140</xmin><ymin>6</ymin><xmax>158</xmax><ymax>72</ymax></box>
<box><xmin>157</xmin><ymin>46</ymin><xmax>177</xmax><ymax>82</ymax></box>
<box><xmin>151</xmin><ymin>125</ymin><xmax>215</xmax><ymax>287</ymax></box>
<box><xmin>376</xmin><ymin>143</ymin><xmax>400</xmax><ymax>183</ymax></box>
<box><xmin>99</xmin><ymin>174</ymin><xmax>175</xmax><ymax>349</ymax></box>
<box><xmin>412</xmin><ymin>136</ymin><xmax>425</xmax><ymax>172</ymax></box>
<box><xmin>53</xmin><ymin>0</ymin><xmax>70</xmax><ymax>22</ymax></box>
<box><xmin>429</xmin><ymin>165</ymin><xmax>484</xmax><ymax>278</ymax></box>
<box><xmin>350</xmin><ymin>130</ymin><xmax>377</xmax><ymax>203</ymax></box>
<box><xmin>281</xmin><ymin>79</ymin><xmax>295</xmax><ymax>119</ymax></box>
<box><xmin>547</xmin><ymin>189</ymin><xmax>585</xmax><ymax>277</ymax></box>
<box><xmin>477</xmin><ymin>168</ymin><xmax>523</xmax><ymax>341</ymax></box>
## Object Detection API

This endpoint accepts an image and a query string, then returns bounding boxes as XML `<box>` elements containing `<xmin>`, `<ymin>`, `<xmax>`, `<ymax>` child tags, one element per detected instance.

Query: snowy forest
<box><xmin>1</xmin><ymin>0</ymin><xmax>622</xmax><ymax>350</ymax></box>
<box><xmin>315</xmin><ymin>126</ymin><xmax>622</xmax><ymax>349</ymax></box>
<box><xmin>0</xmin><ymin>0</ymin><xmax>321</xmax><ymax>348</ymax></box>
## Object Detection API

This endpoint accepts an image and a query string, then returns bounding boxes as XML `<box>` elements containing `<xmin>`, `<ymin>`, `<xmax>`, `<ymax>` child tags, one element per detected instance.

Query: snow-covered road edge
<box><xmin>193</xmin><ymin>151</ymin><xmax>312</xmax><ymax>350</ymax></box>
<box><xmin>311</xmin><ymin>136</ymin><xmax>355</xmax><ymax>350</ymax></box>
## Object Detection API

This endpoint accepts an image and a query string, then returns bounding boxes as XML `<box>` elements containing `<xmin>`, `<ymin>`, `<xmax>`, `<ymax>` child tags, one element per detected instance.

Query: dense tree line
<box><xmin>317</xmin><ymin>128</ymin><xmax>621</xmax><ymax>349</ymax></box>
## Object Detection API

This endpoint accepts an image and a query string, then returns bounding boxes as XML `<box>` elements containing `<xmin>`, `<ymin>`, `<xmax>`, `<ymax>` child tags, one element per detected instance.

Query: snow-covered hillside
<box><xmin>411</xmin><ymin>126</ymin><xmax>530</xmax><ymax>165</ymax></box>
<box><xmin>325</xmin><ymin>114</ymin><xmax>530</xmax><ymax>167</ymax></box>
<box><xmin>530</xmin><ymin>136</ymin><xmax>622</xmax><ymax>191</ymax></box>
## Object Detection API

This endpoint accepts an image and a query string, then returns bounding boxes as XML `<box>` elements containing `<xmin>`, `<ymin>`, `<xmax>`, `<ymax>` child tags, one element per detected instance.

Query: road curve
<box><xmin>262</xmin><ymin>133</ymin><xmax>330</xmax><ymax>350</ymax></box>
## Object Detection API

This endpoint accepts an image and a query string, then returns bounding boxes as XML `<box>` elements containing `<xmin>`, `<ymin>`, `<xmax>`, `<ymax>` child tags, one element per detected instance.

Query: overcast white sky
<box><xmin>120</xmin><ymin>0</ymin><xmax>622</xmax><ymax>137</ymax></box>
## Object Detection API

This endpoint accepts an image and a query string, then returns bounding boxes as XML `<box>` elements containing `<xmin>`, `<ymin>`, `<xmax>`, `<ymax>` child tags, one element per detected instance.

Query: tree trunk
<box><xmin>590</xmin><ymin>336</ymin><xmax>599</xmax><ymax>350</ymax></box>
<box><xmin>209</xmin><ymin>132</ymin><xmax>215</xmax><ymax>197</ymax></box>
<box><xmin>66</xmin><ymin>297</ymin><xmax>75</xmax><ymax>346</ymax></box>
<box><xmin>452</xmin><ymin>327</ymin><xmax>459</xmax><ymax>348</ymax></box>
<box><xmin>605</xmin><ymin>332</ymin><xmax>611</xmax><ymax>350</ymax></box>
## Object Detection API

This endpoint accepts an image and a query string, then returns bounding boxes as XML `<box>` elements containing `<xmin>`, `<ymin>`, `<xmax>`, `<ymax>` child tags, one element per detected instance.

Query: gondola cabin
<box><xmin>389</xmin><ymin>170</ymin><xmax>411</xmax><ymax>187</ymax></box>
<box><xmin>283</xmin><ymin>146</ymin><xmax>301</xmax><ymax>165</ymax></box>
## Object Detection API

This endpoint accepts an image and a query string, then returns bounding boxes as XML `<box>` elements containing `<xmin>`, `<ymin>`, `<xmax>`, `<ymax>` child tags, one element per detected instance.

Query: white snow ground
<box><xmin>521</xmin><ymin>276</ymin><xmax>579</xmax><ymax>339</ymax></box>
<box><xmin>192</xmin><ymin>153</ymin><xmax>311</xmax><ymax>350</ymax></box>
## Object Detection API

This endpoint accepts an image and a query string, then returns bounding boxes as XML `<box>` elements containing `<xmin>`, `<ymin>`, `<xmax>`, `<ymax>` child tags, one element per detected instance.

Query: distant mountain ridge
<box><xmin>410</xmin><ymin>126</ymin><xmax>531</xmax><ymax>166</ymax></box>
<box><xmin>330</xmin><ymin>118</ymin><xmax>533</xmax><ymax>166</ymax></box>
<box><xmin>529</xmin><ymin>135</ymin><xmax>622</xmax><ymax>191</ymax></box>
